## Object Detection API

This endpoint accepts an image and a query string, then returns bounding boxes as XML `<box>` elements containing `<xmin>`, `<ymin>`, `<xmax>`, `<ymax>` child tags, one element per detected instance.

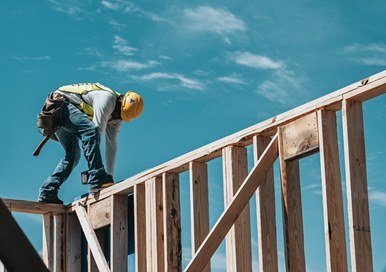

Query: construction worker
<box><xmin>38</xmin><ymin>83</ymin><xmax>144</xmax><ymax>204</ymax></box>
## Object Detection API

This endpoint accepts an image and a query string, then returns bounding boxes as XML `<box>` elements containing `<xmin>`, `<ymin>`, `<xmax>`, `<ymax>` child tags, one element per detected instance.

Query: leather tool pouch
<box><xmin>37</xmin><ymin>92</ymin><xmax>66</xmax><ymax>141</ymax></box>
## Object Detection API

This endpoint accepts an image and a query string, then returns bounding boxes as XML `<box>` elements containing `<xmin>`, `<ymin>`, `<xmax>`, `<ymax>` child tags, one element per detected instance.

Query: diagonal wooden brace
<box><xmin>75</xmin><ymin>203</ymin><xmax>111</xmax><ymax>272</ymax></box>
<box><xmin>184</xmin><ymin>133</ymin><xmax>279</xmax><ymax>272</ymax></box>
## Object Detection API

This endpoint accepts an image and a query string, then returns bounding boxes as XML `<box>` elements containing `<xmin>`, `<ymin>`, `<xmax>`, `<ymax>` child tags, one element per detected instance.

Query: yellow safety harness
<box><xmin>58</xmin><ymin>83</ymin><xmax>121</xmax><ymax>119</ymax></box>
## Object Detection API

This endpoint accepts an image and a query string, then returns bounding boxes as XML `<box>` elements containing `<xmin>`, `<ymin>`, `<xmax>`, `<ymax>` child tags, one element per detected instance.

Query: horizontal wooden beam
<box><xmin>66</xmin><ymin>71</ymin><xmax>386</xmax><ymax>209</ymax></box>
<box><xmin>184</xmin><ymin>133</ymin><xmax>279</xmax><ymax>272</ymax></box>
<box><xmin>2</xmin><ymin>198</ymin><xmax>65</xmax><ymax>215</ymax></box>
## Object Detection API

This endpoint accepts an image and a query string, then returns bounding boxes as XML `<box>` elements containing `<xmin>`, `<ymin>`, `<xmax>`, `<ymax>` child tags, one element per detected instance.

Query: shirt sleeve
<box><xmin>105</xmin><ymin>120</ymin><xmax>122</xmax><ymax>176</ymax></box>
<box><xmin>92</xmin><ymin>92</ymin><xmax>116</xmax><ymax>135</ymax></box>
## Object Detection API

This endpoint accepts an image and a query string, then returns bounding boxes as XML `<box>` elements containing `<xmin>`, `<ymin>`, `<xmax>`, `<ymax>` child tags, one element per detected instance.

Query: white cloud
<box><xmin>159</xmin><ymin>55</ymin><xmax>172</xmax><ymax>60</ymax></box>
<box><xmin>101</xmin><ymin>60</ymin><xmax>160</xmax><ymax>71</ymax></box>
<box><xmin>230</xmin><ymin>52</ymin><xmax>284</xmax><ymax>70</ymax></box>
<box><xmin>345</xmin><ymin>43</ymin><xmax>386</xmax><ymax>53</ymax></box>
<box><xmin>217</xmin><ymin>74</ymin><xmax>246</xmax><ymax>85</ymax></box>
<box><xmin>183</xmin><ymin>6</ymin><xmax>246</xmax><ymax>43</ymax></box>
<box><xmin>351</xmin><ymin>57</ymin><xmax>386</xmax><ymax>67</ymax></box>
<box><xmin>101</xmin><ymin>0</ymin><xmax>120</xmax><ymax>10</ymax></box>
<box><xmin>113</xmin><ymin>35</ymin><xmax>137</xmax><ymax>56</ymax></box>
<box><xmin>256</xmin><ymin>69</ymin><xmax>306</xmax><ymax>106</ymax></box>
<box><xmin>107</xmin><ymin>19</ymin><xmax>126</xmax><ymax>30</ymax></box>
<box><xmin>344</xmin><ymin>43</ymin><xmax>386</xmax><ymax>67</ymax></box>
<box><xmin>124</xmin><ymin>2</ymin><xmax>171</xmax><ymax>23</ymax></box>
<box><xmin>13</xmin><ymin>56</ymin><xmax>51</xmax><ymax>61</ymax></box>
<box><xmin>369</xmin><ymin>189</ymin><xmax>386</xmax><ymax>207</ymax></box>
<box><xmin>211</xmin><ymin>251</ymin><xmax>227</xmax><ymax>270</ymax></box>
<box><xmin>48</xmin><ymin>0</ymin><xmax>88</xmax><ymax>16</ymax></box>
<box><xmin>81</xmin><ymin>47</ymin><xmax>103</xmax><ymax>57</ymax></box>
<box><xmin>139</xmin><ymin>72</ymin><xmax>204</xmax><ymax>90</ymax></box>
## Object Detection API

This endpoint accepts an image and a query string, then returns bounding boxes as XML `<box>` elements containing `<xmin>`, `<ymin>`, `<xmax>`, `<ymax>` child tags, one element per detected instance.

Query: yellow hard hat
<box><xmin>121</xmin><ymin>91</ymin><xmax>144</xmax><ymax>122</ymax></box>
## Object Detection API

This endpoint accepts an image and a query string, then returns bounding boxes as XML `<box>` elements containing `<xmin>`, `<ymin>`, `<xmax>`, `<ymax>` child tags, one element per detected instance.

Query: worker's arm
<box><xmin>92</xmin><ymin>92</ymin><xmax>116</xmax><ymax>134</ymax></box>
<box><xmin>91</xmin><ymin>92</ymin><xmax>121</xmax><ymax>176</ymax></box>
<box><xmin>105</xmin><ymin>121</ymin><xmax>121</xmax><ymax>176</ymax></box>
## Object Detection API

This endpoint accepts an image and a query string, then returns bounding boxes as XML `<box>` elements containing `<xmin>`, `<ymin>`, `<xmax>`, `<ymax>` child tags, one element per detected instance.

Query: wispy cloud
<box><xmin>351</xmin><ymin>58</ymin><xmax>386</xmax><ymax>66</ymax></box>
<box><xmin>100</xmin><ymin>0</ymin><xmax>172</xmax><ymax>24</ymax></box>
<box><xmin>107</xmin><ymin>19</ymin><xmax>126</xmax><ymax>30</ymax></box>
<box><xmin>101</xmin><ymin>0</ymin><xmax>120</xmax><ymax>10</ymax></box>
<box><xmin>101</xmin><ymin>60</ymin><xmax>160</xmax><ymax>72</ymax></box>
<box><xmin>345</xmin><ymin>43</ymin><xmax>386</xmax><ymax>53</ymax></box>
<box><xmin>183</xmin><ymin>6</ymin><xmax>246</xmax><ymax>43</ymax></box>
<box><xmin>256</xmin><ymin>69</ymin><xmax>307</xmax><ymax>106</ymax></box>
<box><xmin>48</xmin><ymin>0</ymin><xmax>89</xmax><ymax>17</ymax></box>
<box><xmin>217</xmin><ymin>74</ymin><xmax>246</xmax><ymax>85</ymax></box>
<box><xmin>81</xmin><ymin>47</ymin><xmax>103</xmax><ymax>57</ymax></box>
<box><xmin>138</xmin><ymin>72</ymin><xmax>204</xmax><ymax>91</ymax></box>
<box><xmin>113</xmin><ymin>35</ymin><xmax>137</xmax><ymax>56</ymax></box>
<box><xmin>13</xmin><ymin>56</ymin><xmax>51</xmax><ymax>61</ymax></box>
<box><xmin>369</xmin><ymin>189</ymin><xmax>386</xmax><ymax>207</ymax></box>
<box><xmin>230</xmin><ymin>51</ymin><xmax>284</xmax><ymax>70</ymax></box>
<box><xmin>125</xmin><ymin>3</ymin><xmax>169</xmax><ymax>23</ymax></box>
<box><xmin>344</xmin><ymin>43</ymin><xmax>386</xmax><ymax>67</ymax></box>
<box><xmin>159</xmin><ymin>55</ymin><xmax>172</xmax><ymax>61</ymax></box>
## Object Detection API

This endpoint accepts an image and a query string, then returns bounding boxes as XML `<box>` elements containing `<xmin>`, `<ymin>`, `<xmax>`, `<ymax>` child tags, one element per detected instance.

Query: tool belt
<box><xmin>33</xmin><ymin>92</ymin><xmax>66</xmax><ymax>156</ymax></box>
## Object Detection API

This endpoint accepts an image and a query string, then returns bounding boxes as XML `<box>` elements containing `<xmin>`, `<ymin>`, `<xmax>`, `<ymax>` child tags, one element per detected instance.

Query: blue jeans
<box><xmin>38</xmin><ymin>102</ymin><xmax>109</xmax><ymax>201</ymax></box>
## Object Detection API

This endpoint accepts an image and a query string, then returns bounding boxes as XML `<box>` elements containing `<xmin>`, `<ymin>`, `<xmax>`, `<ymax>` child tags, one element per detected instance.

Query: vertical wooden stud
<box><xmin>318</xmin><ymin>110</ymin><xmax>348</xmax><ymax>272</ymax></box>
<box><xmin>65</xmin><ymin>212</ymin><xmax>82</xmax><ymax>272</ymax></box>
<box><xmin>135</xmin><ymin>184</ymin><xmax>147</xmax><ymax>272</ymax></box>
<box><xmin>163</xmin><ymin>173</ymin><xmax>182</xmax><ymax>272</ymax></box>
<box><xmin>222</xmin><ymin>146</ymin><xmax>252</xmax><ymax>272</ymax></box>
<box><xmin>189</xmin><ymin>161</ymin><xmax>210</xmax><ymax>272</ymax></box>
<box><xmin>111</xmin><ymin>195</ymin><xmax>128</xmax><ymax>272</ymax></box>
<box><xmin>54</xmin><ymin>214</ymin><xmax>65</xmax><ymax>272</ymax></box>
<box><xmin>43</xmin><ymin>213</ymin><xmax>54</xmax><ymax>271</ymax></box>
<box><xmin>254</xmin><ymin>136</ymin><xmax>278</xmax><ymax>272</ymax></box>
<box><xmin>278</xmin><ymin>127</ymin><xmax>306</xmax><ymax>272</ymax></box>
<box><xmin>146</xmin><ymin>177</ymin><xmax>164</xmax><ymax>272</ymax></box>
<box><xmin>342</xmin><ymin>100</ymin><xmax>373</xmax><ymax>272</ymax></box>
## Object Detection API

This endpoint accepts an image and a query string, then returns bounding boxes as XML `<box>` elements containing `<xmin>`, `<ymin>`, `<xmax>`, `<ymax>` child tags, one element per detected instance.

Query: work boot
<box><xmin>89</xmin><ymin>181</ymin><xmax>114</xmax><ymax>194</ymax></box>
<box><xmin>38</xmin><ymin>196</ymin><xmax>64</xmax><ymax>205</ymax></box>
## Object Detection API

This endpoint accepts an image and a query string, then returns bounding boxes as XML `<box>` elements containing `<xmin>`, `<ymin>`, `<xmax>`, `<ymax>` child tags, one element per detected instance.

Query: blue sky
<box><xmin>1</xmin><ymin>0</ymin><xmax>386</xmax><ymax>271</ymax></box>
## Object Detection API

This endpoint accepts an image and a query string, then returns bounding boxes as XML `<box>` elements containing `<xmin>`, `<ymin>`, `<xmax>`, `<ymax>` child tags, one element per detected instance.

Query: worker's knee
<box><xmin>65</xmin><ymin>144</ymin><xmax>81</xmax><ymax>165</ymax></box>
<box><xmin>83</xmin><ymin>125</ymin><xmax>101</xmax><ymax>144</ymax></box>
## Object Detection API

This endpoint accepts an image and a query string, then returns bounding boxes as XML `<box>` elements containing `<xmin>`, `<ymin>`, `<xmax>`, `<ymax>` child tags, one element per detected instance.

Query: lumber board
<box><xmin>55</xmin><ymin>214</ymin><xmax>65</xmax><ymax>272</ymax></box>
<box><xmin>189</xmin><ymin>162</ymin><xmax>210</xmax><ymax>272</ymax></box>
<box><xmin>254</xmin><ymin>136</ymin><xmax>278</xmax><ymax>272</ymax></box>
<box><xmin>0</xmin><ymin>198</ymin><xmax>49</xmax><ymax>272</ymax></box>
<box><xmin>134</xmin><ymin>184</ymin><xmax>147</xmax><ymax>272</ymax></box>
<box><xmin>163</xmin><ymin>173</ymin><xmax>182</xmax><ymax>272</ymax></box>
<box><xmin>65</xmin><ymin>71</ymin><xmax>386</xmax><ymax>209</ymax></box>
<box><xmin>280</xmin><ymin>112</ymin><xmax>319</xmax><ymax>160</ymax></box>
<box><xmin>317</xmin><ymin>110</ymin><xmax>348</xmax><ymax>272</ymax></box>
<box><xmin>222</xmin><ymin>146</ymin><xmax>252</xmax><ymax>271</ymax></box>
<box><xmin>184</xmin><ymin>134</ymin><xmax>279</xmax><ymax>272</ymax></box>
<box><xmin>42</xmin><ymin>213</ymin><xmax>54</xmax><ymax>270</ymax></box>
<box><xmin>88</xmin><ymin>229</ymin><xmax>107</xmax><ymax>272</ymax></box>
<box><xmin>65</xmin><ymin>212</ymin><xmax>82</xmax><ymax>272</ymax></box>
<box><xmin>145</xmin><ymin>177</ymin><xmax>165</xmax><ymax>272</ymax></box>
<box><xmin>88</xmin><ymin>196</ymin><xmax>111</xmax><ymax>229</ymax></box>
<box><xmin>75</xmin><ymin>204</ymin><xmax>111</xmax><ymax>272</ymax></box>
<box><xmin>342</xmin><ymin>100</ymin><xmax>373</xmax><ymax>272</ymax></box>
<box><xmin>2</xmin><ymin>198</ymin><xmax>65</xmax><ymax>215</ymax></box>
<box><xmin>278</xmin><ymin>128</ymin><xmax>306</xmax><ymax>272</ymax></box>
<box><xmin>111</xmin><ymin>195</ymin><xmax>128</xmax><ymax>272</ymax></box>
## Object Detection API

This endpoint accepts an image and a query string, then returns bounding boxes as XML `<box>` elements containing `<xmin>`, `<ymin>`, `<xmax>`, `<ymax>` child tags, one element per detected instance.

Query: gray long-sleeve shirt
<box><xmin>55</xmin><ymin>89</ymin><xmax>122</xmax><ymax>176</ymax></box>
